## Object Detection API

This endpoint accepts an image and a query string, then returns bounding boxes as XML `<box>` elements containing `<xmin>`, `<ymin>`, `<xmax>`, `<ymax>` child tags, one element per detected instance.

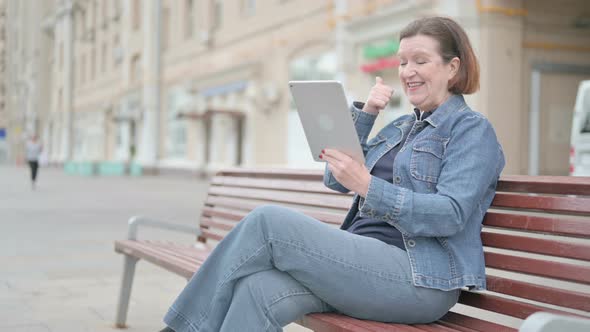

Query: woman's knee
<box><xmin>234</xmin><ymin>270</ymin><xmax>323</xmax><ymax>326</ymax></box>
<box><xmin>245</xmin><ymin>205</ymin><xmax>295</xmax><ymax>230</ymax></box>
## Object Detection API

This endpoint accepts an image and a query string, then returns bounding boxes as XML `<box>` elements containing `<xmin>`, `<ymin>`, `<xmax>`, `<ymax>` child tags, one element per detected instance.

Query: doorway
<box><xmin>528</xmin><ymin>64</ymin><xmax>590</xmax><ymax>175</ymax></box>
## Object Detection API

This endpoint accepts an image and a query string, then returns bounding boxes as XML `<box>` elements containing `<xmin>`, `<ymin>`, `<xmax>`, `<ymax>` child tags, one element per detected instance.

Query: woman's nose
<box><xmin>400</xmin><ymin>66</ymin><xmax>415</xmax><ymax>79</ymax></box>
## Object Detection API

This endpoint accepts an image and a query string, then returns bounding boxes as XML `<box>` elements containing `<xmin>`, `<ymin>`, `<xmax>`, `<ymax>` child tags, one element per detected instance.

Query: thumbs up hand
<box><xmin>362</xmin><ymin>76</ymin><xmax>394</xmax><ymax>115</ymax></box>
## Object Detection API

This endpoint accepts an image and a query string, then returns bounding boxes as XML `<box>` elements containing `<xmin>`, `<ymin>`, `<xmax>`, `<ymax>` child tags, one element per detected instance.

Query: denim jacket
<box><xmin>324</xmin><ymin>95</ymin><xmax>505</xmax><ymax>291</ymax></box>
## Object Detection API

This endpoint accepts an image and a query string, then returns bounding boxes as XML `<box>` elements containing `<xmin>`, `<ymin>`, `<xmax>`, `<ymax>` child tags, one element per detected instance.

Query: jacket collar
<box><xmin>417</xmin><ymin>94</ymin><xmax>466</xmax><ymax>128</ymax></box>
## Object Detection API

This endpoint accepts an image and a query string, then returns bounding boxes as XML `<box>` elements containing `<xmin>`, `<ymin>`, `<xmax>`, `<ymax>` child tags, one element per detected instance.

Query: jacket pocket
<box><xmin>410</xmin><ymin>137</ymin><xmax>448</xmax><ymax>183</ymax></box>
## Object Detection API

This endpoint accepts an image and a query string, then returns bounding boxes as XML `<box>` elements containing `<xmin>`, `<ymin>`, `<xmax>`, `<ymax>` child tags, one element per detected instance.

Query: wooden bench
<box><xmin>114</xmin><ymin>168</ymin><xmax>590</xmax><ymax>331</ymax></box>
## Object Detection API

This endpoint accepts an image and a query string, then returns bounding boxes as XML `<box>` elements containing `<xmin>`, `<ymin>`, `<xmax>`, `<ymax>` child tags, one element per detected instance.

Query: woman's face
<box><xmin>397</xmin><ymin>34</ymin><xmax>459</xmax><ymax>112</ymax></box>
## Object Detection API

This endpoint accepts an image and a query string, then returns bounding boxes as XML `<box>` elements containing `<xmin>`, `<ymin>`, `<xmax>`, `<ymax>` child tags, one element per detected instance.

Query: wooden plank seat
<box><xmin>114</xmin><ymin>168</ymin><xmax>590</xmax><ymax>331</ymax></box>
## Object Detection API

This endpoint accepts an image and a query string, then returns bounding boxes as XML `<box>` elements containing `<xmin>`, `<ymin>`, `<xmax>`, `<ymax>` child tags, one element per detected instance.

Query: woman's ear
<box><xmin>448</xmin><ymin>57</ymin><xmax>460</xmax><ymax>80</ymax></box>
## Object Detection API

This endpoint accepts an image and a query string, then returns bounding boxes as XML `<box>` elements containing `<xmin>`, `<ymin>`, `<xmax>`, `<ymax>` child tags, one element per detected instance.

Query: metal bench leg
<box><xmin>115</xmin><ymin>255</ymin><xmax>139</xmax><ymax>328</ymax></box>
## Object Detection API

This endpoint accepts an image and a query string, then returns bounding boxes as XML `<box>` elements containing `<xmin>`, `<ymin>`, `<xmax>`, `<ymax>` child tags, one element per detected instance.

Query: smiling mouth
<box><xmin>407</xmin><ymin>82</ymin><xmax>424</xmax><ymax>88</ymax></box>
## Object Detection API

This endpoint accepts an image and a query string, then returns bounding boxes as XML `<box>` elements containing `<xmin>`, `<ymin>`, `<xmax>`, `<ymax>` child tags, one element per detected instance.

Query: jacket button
<box><xmin>407</xmin><ymin>240</ymin><xmax>416</xmax><ymax>247</ymax></box>
<box><xmin>394</xmin><ymin>176</ymin><xmax>401</xmax><ymax>184</ymax></box>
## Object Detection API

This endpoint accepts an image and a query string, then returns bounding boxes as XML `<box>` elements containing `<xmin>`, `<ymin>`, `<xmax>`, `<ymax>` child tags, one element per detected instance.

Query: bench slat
<box><xmin>115</xmin><ymin>240</ymin><xmax>197</xmax><ymax>279</ymax></box>
<box><xmin>202</xmin><ymin>205</ymin><xmax>344</xmax><ymax>226</ymax></box>
<box><xmin>200</xmin><ymin>216</ymin><xmax>235</xmax><ymax>232</ymax></box>
<box><xmin>297</xmin><ymin>313</ymin><xmax>377</xmax><ymax>332</ymax></box>
<box><xmin>486</xmin><ymin>275</ymin><xmax>590</xmax><ymax>311</ymax></box>
<box><xmin>434</xmin><ymin>321</ymin><xmax>479</xmax><ymax>332</ymax></box>
<box><xmin>215</xmin><ymin>170</ymin><xmax>590</xmax><ymax>196</ymax></box>
<box><xmin>218</xmin><ymin>168</ymin><xmax>324</xmax><ymax>180</ymax></box>
<box><xmin>481</xmin><ymin>231</ymin><xmax>590</xmax><ymax>261</ymax></box>
<box><xmin>492</xmin><ymin>193</ymin><xmax>590</xmax><ymax>214</ymax></box>
<box><xmin>211</xmin><ymin>175</ymin><xmax>341</xmax><ymax>195</ymax></box>
<box><xmin>458</xmin><ymin>291</ymin><xmax>574</xmax><ymax>319</ymax></box>
<box><xmin>484</xmin><ymin>252</ymin><xmax>590</xmax><ymax>284</ymax></box>
<box><xmin>300</xmin><ymin>313</ymin><xmax>430</xmax><ymax>331</ymax></box>
<box><xmin>439</xmin><ymin>312</ymin><xmax>516</xmax><ymax>332</ymax></box>
<box><xmin>200</xmin><ymin>228</ymin><xmax>225</xmax><ymax>242</ymax></box>
<box><xmin>497</xmin><ymin>175</ymin><xmax>590</xmax><ymax>196</ymax></box>
<box><xmin>483</xmin><ymin>212</ymin><xmax>590</xmax><ymax>237</ymax></box>
<box><xmin>144</xmin><ymin>241</ymin><xmax>210</xmax><ymax>264</ymax></box>
<box><xmin>125</xmin><ymin>241</ymin><xmax>204</xmax><ymax>270</ymax></box>
<box><xmin>202</xmin><ymin>207</ymin><xmax>245</xmax><ymax>224</ymax></box>
<box><xmin>209</xmin><ymin>186</ymin><xmax>353</xmax><ymax>210</ymax></box>
<box><xmin>412</xmin><ymin>323</ymin><xmax>466</xmax><ymax>332</ymax></box>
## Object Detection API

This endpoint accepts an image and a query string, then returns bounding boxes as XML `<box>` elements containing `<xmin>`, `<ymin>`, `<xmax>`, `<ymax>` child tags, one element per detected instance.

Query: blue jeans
<box><xmin>164</xmin><ymin>205</ymin><xmax>460</xmax><ymax>331</ymax></box>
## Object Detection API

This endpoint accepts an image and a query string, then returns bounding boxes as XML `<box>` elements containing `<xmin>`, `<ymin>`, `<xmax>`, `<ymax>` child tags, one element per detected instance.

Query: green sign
<box><xmin>363</xmin><ymin>40</ymin><xmax>399</xmax><ymax>60</ymax></box>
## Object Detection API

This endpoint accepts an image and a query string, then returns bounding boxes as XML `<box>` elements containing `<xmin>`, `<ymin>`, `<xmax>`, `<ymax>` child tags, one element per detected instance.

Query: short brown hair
<box><xmin>400</xmin><ymin>17</ymin><xmax>480</xmax><ymax>94</ymax></box>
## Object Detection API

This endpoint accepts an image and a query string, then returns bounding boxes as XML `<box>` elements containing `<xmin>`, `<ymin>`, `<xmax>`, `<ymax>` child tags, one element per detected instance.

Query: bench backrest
<box><xmin>199</xmin><ymin>168</ymin><xmax>590</xmax><ymax>324</ymax></box>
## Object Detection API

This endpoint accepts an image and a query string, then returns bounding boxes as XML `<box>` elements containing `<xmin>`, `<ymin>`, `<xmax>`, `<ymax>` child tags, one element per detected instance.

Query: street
<box><xmin>0</xmin><ymin>165</ymin><xmax>308</xmax><ymax>331</ymax></box>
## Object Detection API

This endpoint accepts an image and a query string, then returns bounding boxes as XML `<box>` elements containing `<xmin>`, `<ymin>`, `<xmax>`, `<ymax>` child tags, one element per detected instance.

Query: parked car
<box><xmin>570</xmin><ymin>80</ymin><xmax>590</xmax><ymax>176</ymax></box>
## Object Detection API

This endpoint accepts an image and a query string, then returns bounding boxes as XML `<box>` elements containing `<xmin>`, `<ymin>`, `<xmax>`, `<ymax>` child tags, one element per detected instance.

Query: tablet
<box><xmin>289</xmin><ymin>81</ymin><xmax>365</xmax><ymax>164</ymax></box>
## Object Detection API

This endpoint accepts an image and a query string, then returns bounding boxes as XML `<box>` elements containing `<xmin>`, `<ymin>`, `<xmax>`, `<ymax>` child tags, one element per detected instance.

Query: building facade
<box><xmin>4</xmin><ymin>0</ymin><xmax>54</xmax><ymax>165</ymax></box>
<box><xmin>0</xmin><ymin>0</ymin><xmax>6</xmax><ymax>162</ymax></box>
<box><xmin>4</xmin><ymin>0</ymin><xmax>590</xmax><ymax>175</ymax></box>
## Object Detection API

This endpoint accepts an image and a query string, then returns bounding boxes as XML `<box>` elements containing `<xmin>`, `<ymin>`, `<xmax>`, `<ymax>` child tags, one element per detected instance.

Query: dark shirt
<box><xmin>346</xmin><ymin>109</ymin><xmax>431</xmax><ymax>250</ymax></box>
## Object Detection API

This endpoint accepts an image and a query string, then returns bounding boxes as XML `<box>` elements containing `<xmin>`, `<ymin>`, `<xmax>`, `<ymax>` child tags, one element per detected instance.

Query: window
<box><xmin>58</xmin><ymin>89</ymin><xmax>63</xmax><ymax>111</ymax></box>
<box><xmin>59</xmin><ymin>43</ymin><xmax>63</xmax><ymax>70</ymax></box>
<box><xmin>92</xmin><ymin>0</ymin><xmax>97</xmax><ymax>29</ymax></box>
<box><xmin>212</xmin><ymin>0</ymin><xmax>223</xmax><ymax>31</ymax></box>
<box><xmin>289</xmin><ymin>52</ymin><xmax>337</xmax><ymax>82</ymax></box>
<box><xmin>78</xmin><ymin>11</ymin><xmax>86</xmax><ymax>39</ymax></box>
<box><xmin>112</xmin><ymin>0</ymin><xmax>121</xmax><ymax>20</ymax></box>
<box><xmin>132</xmin><ymin>0</ymin><xmax>141</xmax><ymax>30</ymax></box>
<box><xmin>185</xmin><ymin>0</ymin><xmax>195</xmax><ymax>39</ymax></box>
<box><xmin>80</xmin><ymin>54</ymin><xmax>86</xmax><ymax>83</ymax></box>
<box><xmin>102</xmin><ymin>0</ymin><xmax>108</xmax><ymax>24</ymax></box>
<box><xmin>91</xmin><ymin>47</ymin><xmax>96</xmax><ymax>80</ymax></box>
<box><xmin>113</xmin><ymin>34</ymin><xmax>122</xmax><ymax>67</ymax></box>
<box><xmin>101</xmin><ymin>42</ymin><xmax>107</xmax><ymax>72</ymax></box>
<box><xmin>130</xmin><ymin>54</ymin><xmax>141</xmax><ymax>83</ymax></box>
<box><xmin>583</xmin><ymin>89</ymin><xmax>590</xmax><ymax>133</ymax></box>
<box><xmin>241</xmin><ymin>0</ymin><xmax>256</xmax><ymax>16</ymax></box>
<box><xmin>162</xmin><ymin>7</ymin><xmax>170</xmax><ymax>50</ymax></box>
<box><xmin>581</xmin><ymin>114</ymin><xmax>590</xmax><ymax>134</ymax></box>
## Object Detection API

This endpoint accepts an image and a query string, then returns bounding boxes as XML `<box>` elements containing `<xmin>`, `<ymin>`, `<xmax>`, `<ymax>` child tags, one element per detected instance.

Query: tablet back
<box><xmin>289</xmin><ymin>81</ymin><xmax>365</xmax><ymax>164</ymax></box>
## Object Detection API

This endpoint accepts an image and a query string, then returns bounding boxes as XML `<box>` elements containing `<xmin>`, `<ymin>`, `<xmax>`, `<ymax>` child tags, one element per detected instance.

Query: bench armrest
<box><xmin>127</xmin><ymin>216</ymin><xmax>201</xmax><ymax>240</ymax></box>
<box><xmin>519</xmin><ymin>312</ymin><xmax>590</xmax><ymax>332</ymax></box>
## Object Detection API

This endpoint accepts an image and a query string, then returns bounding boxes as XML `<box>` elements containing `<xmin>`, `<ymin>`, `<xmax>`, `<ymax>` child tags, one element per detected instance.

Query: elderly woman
<box><xmin>161</xmin><ymin>16</ymin><xmax>505</xmax><ymax>332</ymax></box>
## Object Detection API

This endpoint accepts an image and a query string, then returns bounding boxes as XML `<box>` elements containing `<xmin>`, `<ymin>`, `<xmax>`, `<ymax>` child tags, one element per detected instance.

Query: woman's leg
<box><xmin>31</xmin><ymin>161</ymin><xmax>38</xmax><ymax>182</ymax></box>
<box><xmin>164</xmin><ymin>205</ymin><xmax>459</xmax><ymax>332</ymax></box>
<box><xmin>220</xmin><ymin>269</ymin><xmax>332</xmax><ymax>332</ymax></box>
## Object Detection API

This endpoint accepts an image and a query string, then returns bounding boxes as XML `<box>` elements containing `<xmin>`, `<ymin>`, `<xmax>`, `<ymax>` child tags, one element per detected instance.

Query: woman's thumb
<box><xmin>375</xmin><ymin>76</ymin><xmax>383</xmax><ymax>85</ymax></box>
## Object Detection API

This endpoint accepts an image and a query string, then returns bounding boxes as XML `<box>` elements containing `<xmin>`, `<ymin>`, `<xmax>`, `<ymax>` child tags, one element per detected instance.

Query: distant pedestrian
<box><xmin>26</xmin><ymin>135</ymin><xmax>43</xmax><ymax>190</ymax></box>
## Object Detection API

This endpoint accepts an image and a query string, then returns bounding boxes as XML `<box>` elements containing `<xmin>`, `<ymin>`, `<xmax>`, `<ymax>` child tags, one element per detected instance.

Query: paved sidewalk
<box><xmin>0</xmin><ymin>165</ymin><xmax>309</xmax><ymax>332</ymax></box>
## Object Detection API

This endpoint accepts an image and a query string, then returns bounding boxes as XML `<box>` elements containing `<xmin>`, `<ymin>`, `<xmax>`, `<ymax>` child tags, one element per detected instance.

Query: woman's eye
<box><xmin>400</xmin><ymin>62</ymin><xmax>407</xmax><ymax>66</ymax></box>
